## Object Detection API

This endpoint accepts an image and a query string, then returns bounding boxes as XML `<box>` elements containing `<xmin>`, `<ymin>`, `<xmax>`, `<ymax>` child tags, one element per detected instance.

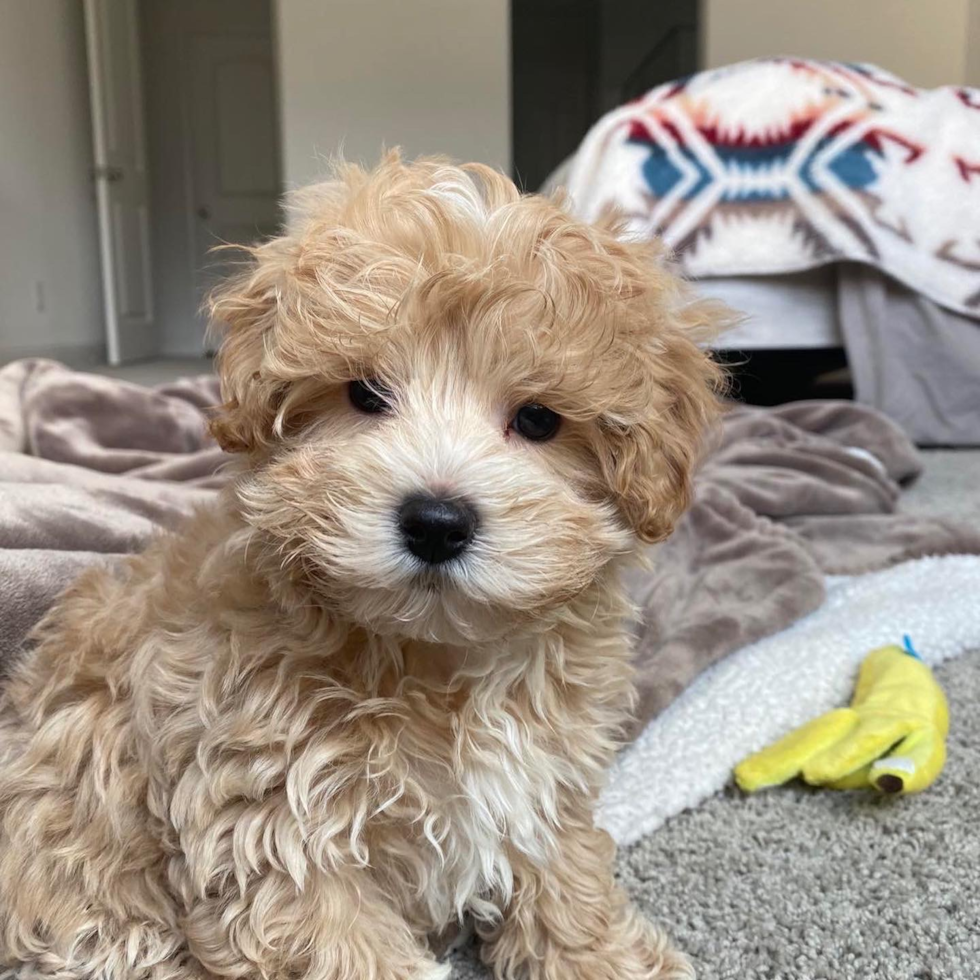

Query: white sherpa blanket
<box><xmin>566</xmin><ymin>58</ymin><xmax>980</xmax><ymax>317</ymax></box>
<box><xmin>599</xmin><ymin>554</ymin><xmax>980</xmax><ymax>846</ymax></box>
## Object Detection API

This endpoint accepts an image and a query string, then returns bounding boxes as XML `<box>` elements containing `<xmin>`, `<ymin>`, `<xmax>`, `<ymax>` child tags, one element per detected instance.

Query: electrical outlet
<box><xmin>34</xmin><ymin>280</ymin><xmax>46</xmax><ymax>314</ymax></box>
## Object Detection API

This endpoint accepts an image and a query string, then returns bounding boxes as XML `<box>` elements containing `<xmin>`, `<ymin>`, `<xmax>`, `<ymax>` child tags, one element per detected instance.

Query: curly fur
<box><xmin>0</xmin><ymin>154</ymin><xmax>726</xmax><ymax>980</ymax></box>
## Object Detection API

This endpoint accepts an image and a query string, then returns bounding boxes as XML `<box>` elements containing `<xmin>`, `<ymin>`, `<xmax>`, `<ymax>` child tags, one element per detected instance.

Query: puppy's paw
<box><xmin>594</xmin><ymin>944</ymin><xmax>694</xmax><ymax>980</ymax></box>
<box><xmin>504</xmin><ymin>929</ymin><xmax>693</xmax><ymax>980</ymax></box>
<box><xmin>596</xmin><ymin>913</ymin><xmax>694</xmax><ymax>980</ymax></box>
<box><xmin>635</xmin><ymin>942</ymin><xmax>695</xmax><ymax>980</ymax></box>
<box><xmin>540</xmin><ymin>947</ymin><xmax>693</xmax><ymax>980</ymax></box>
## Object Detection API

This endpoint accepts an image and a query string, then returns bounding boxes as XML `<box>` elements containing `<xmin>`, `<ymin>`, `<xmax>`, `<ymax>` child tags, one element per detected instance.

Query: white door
<box><xmin>187</xmin><ymin>34</ymin><xmax>282</xmax><ymax>308</ymax></box>
<box><xmin>83</xmin><ymin>0</ymin><xmax>155</xmax><ymax>364</ymax></box>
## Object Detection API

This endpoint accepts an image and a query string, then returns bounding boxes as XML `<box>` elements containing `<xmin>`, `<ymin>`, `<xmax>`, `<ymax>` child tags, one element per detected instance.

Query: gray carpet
<box><xmin>450</xmin><ymin>450</ymin><xmax>980</xmax><ymax>979</ymax></box>
<box><xmin>449</xmin><ymin>648</ymin><xmax>980</xmax><ymax>980</ymax></box>
<box><xmin>902</xmin><ymin>449</ymin><xmax>980</xmax><ymax>527</ymax></box>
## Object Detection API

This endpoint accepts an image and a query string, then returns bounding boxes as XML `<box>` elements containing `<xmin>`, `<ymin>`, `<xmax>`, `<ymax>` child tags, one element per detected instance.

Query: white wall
<box><xmin>0</xmin><ymin>0</ymin><xmax>103</xmax><ymax>364</ymax></box>
<box><xmin>274</xmin><ymin>0</ymin><xmax>510</xmax><ymax>190</ymax></box>
<box><xmin>703</xmin><ymin>0</ymin><xmax>973</xmax><ymax>89</ymax></box>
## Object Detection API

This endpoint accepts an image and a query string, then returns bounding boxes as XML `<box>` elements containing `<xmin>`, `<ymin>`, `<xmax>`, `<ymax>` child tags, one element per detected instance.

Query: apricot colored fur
<box><xmin>0</xmin><ymin>154</ymin><xmax>726</xmax><ymax>980</ymax></box>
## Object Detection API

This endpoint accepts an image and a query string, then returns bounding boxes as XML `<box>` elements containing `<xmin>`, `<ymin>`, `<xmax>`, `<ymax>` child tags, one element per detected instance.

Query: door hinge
<box><xmin>93</xmin><ymin>165</ymin><xmax>125</xmax><ymax>182</ymax></box>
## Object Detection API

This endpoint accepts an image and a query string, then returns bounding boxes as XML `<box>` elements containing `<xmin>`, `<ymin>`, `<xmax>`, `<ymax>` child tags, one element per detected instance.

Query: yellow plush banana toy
<box><xmin>736</xmin><ymin>639</ymin><xmax>949</xmax><ymax>795</ymax></box>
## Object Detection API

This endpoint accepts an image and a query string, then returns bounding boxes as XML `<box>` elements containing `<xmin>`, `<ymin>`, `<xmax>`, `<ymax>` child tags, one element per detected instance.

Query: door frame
<box><xmin>83</xmin><ymin>0</ymin><xmax>157</xmax><ymax>364</ymax></box>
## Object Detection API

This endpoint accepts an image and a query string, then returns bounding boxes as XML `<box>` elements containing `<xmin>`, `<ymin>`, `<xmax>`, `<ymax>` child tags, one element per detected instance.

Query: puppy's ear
<box><xmin>595</xmin><ymin>300</ymin><xmax>728</xmax><ymax>543</ymax></box>
<box><xmin>206</xmin><ymin>245</ymin><xmax>287</xmax><ymax>454</ymax></box>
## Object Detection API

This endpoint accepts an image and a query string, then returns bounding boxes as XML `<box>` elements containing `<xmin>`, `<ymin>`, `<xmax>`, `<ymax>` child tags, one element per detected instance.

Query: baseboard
<box><xmin>0</xmin><ymin>342</ymin><xmax>107</xmax><ymax>369</ymax></box>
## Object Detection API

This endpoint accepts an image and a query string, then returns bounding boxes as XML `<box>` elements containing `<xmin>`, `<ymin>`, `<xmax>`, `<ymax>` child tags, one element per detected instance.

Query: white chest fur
<box><xmin>380</xmin><ymin>706</ymin><xmax>573</xmax><ymax>928</ymax></box>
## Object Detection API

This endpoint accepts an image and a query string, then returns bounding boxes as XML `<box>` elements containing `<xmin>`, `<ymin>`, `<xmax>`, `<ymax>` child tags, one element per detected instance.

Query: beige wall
<box><xmin>968</xmin><ymin>0</ymin><xmax>980</xmax><ymax>87</ymax></box>
<box><xmin>0</xmin><ymin>0</ymin><xmax>103</xmax><ymax>364</ymax></box>
<box><xmin>703</xmin><ymin>0</ymin><xmax>973</xmax><ymax>89</ymax></box>
<box><xmin>274</xmin><ymin>0</ymin><xmax>510</xmax><ymax>189</ymax></box>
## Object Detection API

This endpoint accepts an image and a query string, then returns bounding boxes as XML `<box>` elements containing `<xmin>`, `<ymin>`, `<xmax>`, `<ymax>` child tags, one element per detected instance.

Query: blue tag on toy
<box><xmin>902</xmin><ymin>634</ymin><xmax>922</xmax><ymax>660</ymax></box>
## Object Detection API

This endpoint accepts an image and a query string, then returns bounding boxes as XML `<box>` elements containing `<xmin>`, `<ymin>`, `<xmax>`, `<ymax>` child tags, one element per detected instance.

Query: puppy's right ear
<box><xmin>207</xmin><ymin>248</ymin><xmax>284</xmax><ymax>454</ymax></box>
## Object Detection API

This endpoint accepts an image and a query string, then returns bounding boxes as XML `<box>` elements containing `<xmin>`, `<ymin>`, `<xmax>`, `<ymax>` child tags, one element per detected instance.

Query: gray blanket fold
<box><xmin>839</xmin><ymin>263</ymin><xmax>980</xmax><ymax>447</ymax></box>
<box><xmin>615</xmin><ymin>402</ymin><xmax>979</xmax><ymax>728</ymax></box>
<box><xmin>2</xmin><ymin>359</ymin><xmax>978</xmax><ymax>731</ymax></box>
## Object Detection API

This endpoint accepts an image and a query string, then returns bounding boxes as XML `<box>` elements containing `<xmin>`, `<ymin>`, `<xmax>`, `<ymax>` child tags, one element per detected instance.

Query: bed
<box><xmin>551</xmin><ymin>57</ymin><xmax>980</xmax><ymax>445</ymax></box>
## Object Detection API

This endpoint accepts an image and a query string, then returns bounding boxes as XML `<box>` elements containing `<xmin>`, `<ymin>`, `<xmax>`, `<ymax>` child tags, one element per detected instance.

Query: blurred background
<box><xmin>1</xmin><ymin>0</ymin><xmax>979</xmax><ymax>385</ymax></box>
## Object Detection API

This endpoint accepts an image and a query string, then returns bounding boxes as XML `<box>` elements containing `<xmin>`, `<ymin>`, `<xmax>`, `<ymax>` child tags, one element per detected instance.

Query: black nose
<box><xmin>398</xmin><ymin>495</ymin><xmax>477</xmax><ymax>565</ymax></box>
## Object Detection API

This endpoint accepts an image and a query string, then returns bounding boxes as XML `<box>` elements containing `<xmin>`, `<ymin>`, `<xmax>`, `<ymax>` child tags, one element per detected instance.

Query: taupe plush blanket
<box><xmin>2</xmin><ymin>359</ymin><xmax>978</xmax><ymax>731</ymax></box>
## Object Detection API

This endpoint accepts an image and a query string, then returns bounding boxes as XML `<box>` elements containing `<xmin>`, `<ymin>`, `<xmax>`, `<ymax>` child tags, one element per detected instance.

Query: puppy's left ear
<box><xmin>597</xmin><ymin>299</ymin><xmax>728</xmax><ymax>543</ymax></box>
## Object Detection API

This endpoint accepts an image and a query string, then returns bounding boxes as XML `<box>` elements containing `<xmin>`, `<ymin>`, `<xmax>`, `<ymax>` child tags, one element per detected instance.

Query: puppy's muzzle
<box><xmin>398</xmin><ymin>494</ymin><xmax>478</xmax><ymax>565</ymax></box>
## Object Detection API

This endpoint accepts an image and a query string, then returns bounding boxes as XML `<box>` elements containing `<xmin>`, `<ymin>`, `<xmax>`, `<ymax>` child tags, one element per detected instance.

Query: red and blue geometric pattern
<box><xmin>566</xmin><ymin>58</ymin><xmax>980</xmax><ymax>316</ymax></box>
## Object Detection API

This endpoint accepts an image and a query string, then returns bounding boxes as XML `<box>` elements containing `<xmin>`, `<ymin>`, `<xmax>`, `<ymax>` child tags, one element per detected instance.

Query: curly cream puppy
<box><xmin>0</xmin><ymin>155</ymin><xmax>723</xmax><ymax>980</ymax></box>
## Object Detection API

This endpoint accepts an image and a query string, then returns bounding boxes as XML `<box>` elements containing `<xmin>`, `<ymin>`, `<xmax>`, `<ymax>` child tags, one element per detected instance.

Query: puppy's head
<box><xmin>209</xmin><ymin>153</ymin><xmax>726</xmax><ymax>643</ymax></box>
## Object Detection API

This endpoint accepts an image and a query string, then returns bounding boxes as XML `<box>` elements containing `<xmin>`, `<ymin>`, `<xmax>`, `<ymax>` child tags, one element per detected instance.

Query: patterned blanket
<box><xmin>565</xmin><ymin>58</ymin><xmax>980</xmax><ymax>318</ymax></box>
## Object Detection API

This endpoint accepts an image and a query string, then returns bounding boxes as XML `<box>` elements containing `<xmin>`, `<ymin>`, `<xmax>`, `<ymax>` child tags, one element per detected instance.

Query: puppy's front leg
<box><xmin>479</xmin><ymin>809</ymin><xmax>692</xmax><ymax>980</ymax></box>
<box><xmin>182</xmin><ymin>867</ymin><xmax>448</xmax><ymax>980</ymax></box>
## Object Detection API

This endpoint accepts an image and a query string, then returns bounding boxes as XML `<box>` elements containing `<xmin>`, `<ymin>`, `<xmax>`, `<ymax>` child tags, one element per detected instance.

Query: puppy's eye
<box><xmin>349</xmin><ymin>379</ymin><xmax>393</xmax><ymax>414</ymax></box>
<box><xmin>511</xmin><ymin>403</ymin><xmax>561</xmax><ymax>442</ymax></box>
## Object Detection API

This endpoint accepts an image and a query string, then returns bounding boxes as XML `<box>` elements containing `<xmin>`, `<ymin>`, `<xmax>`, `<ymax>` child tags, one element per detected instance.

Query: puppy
<box><xmin>0</xmin><ymin>154</ymin><xmax>723</xmax><ymax>980</ymax></box>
